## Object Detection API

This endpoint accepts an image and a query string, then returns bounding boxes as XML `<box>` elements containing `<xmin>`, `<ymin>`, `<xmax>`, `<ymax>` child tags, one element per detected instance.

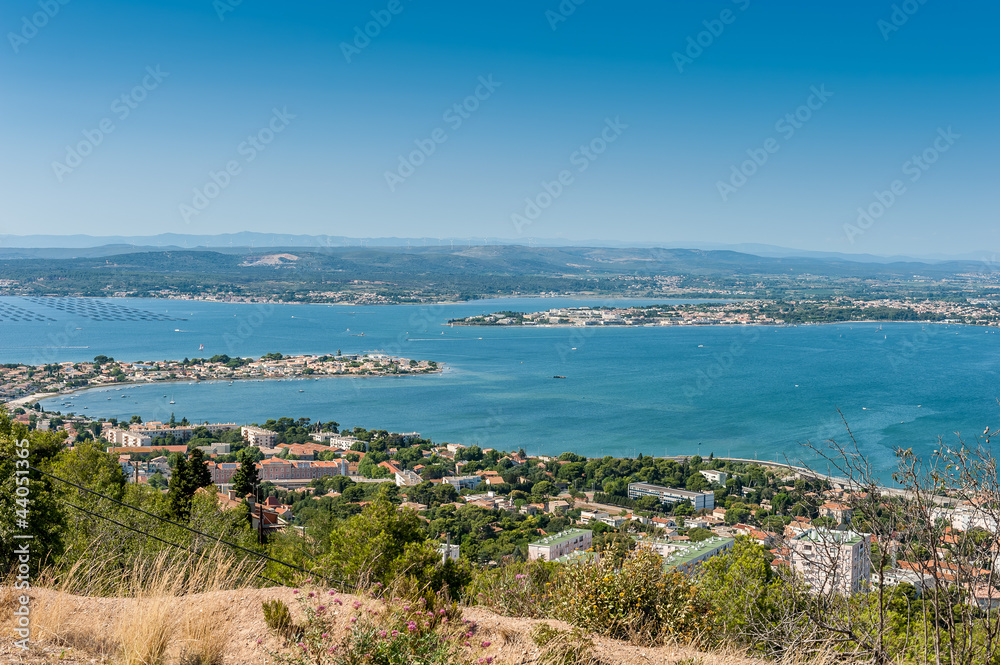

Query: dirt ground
<box><xmin>0</xmin><ymin>585</ymin><xmax>770</xmax><ymax>665</ymax></box>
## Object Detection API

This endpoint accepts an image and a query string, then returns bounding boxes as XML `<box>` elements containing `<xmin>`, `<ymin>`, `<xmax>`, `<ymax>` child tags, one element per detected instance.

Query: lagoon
<box><xmin>2</xmin><ymin>297</ymin><xmax>999</xmax><ymax>482</ymax></box>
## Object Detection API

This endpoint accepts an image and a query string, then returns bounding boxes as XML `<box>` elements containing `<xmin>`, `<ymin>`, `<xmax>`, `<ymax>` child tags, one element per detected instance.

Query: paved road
<box><xmin>665</xmin><ymin>455</ymin><xmax>956</xmax><ymax>507</ymax></box>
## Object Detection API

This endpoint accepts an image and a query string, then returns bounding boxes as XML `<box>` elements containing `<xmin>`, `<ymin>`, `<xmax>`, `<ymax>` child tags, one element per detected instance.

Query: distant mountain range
<box><xmin>0</xmin><ymin>232</ymin><xmax>996</xmax><ymax>266</ymax></box>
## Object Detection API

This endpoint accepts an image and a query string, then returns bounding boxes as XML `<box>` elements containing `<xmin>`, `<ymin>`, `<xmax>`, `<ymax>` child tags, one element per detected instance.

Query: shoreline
<box><xmin>445</xmin><ymin>319</ymin><xmax>981</xmax><ymax>328</ymax></box>
<box><xmin>13</xmin><ymin>368</ymin><xmax>445</xmax><ymax>411</ymax></box>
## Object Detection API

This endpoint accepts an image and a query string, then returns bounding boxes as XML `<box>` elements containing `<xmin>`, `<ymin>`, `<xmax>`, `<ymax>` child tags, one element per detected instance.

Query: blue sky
<box><xmin>1</xmin><ymin>0</ymin><xmax>997</xmax><ymax>256</ymax></box>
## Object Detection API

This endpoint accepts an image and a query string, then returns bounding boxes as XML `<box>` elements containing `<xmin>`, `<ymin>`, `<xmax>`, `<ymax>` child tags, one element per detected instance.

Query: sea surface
<box><xmin>2</xmin><ymin>296</ymin><xmax>999</xmax><ymax>483</ymax></box>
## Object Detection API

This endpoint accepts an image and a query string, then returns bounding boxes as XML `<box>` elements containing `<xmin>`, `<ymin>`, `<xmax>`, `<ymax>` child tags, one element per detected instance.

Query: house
<box><xmin>819</xmin><ymin>502</ymin><xmax>853</xmax><ymax>525</ymax></box>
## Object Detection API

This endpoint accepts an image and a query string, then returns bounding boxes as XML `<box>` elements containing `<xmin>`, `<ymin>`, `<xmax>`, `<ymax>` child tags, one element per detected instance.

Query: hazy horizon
<box><xmin>2</xmin><ymin>1</ymin><xmax>997</xmax><ymax>256</ymax></box>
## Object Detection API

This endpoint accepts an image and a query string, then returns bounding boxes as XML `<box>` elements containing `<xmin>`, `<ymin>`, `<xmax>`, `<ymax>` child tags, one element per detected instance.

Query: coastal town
<box><xmin>447</xmin><ymin>297</ymin><xmax>1000</xmax><ymax>327</ymax></box>
<box><xmin>0</xmin><ymin>352</ymin><xmax>440</xmax><ymax>406</ymax></box>
<box><xmin>6</xmin><ymin>399</ymin><xmax>997</xmax><ymax>610</ymax></box>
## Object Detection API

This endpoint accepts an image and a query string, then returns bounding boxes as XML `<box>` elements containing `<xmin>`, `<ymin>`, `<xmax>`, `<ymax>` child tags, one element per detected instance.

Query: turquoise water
<box><xmin>3</xmin><ymin>297</ymin><xmax>999</xmax><ymax>483</ymax></box>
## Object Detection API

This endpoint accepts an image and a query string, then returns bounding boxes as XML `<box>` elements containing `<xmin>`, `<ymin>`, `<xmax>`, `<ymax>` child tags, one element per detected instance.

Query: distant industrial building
<box><xmin>627</xmin><ymin>482</ymin><xmax>715</xmax><ymax>511</ymax></box>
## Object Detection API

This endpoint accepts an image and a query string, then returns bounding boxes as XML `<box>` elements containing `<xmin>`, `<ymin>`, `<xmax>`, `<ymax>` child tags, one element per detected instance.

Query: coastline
<box><xmin>445</xmin><ymin>319</ymin><xmax>974</xmax><ymax>328</ymax></box>
<box><xmin>4</xmin><ymin>366</ymin><xmax>444</xmax><ymax>411</ymax></box>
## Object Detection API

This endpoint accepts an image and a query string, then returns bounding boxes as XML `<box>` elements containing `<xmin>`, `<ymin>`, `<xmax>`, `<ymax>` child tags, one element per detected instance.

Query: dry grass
<box><xmin>12</xmin><ymin>547</ymin><xmax>260</xmax><ymax>665</ymax></box>
<box><xmin>3</xmin><ymin>572</ymin><xmax>877</xmax><ymax>665</ymax></box>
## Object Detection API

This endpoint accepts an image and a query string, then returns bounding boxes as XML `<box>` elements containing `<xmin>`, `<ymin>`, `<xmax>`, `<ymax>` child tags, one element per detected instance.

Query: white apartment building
<box><xmin>440</xmin><ymin>475</ymin><xmax>482</xmax><ymax>491</ymax></box>
<box><xmin>699</xmin><ymin>469</ymin><xmax>728</xmax><ymax>485</ymax></box>
<box><xmin>395</xmin><ymin>469</ymin><xmax>422</xmax><ymax>487</ymax></box>
<box><xmin>104</xmin><ymin>428</ymin><xmax>153</xmax><ymax>447</ymax></box>
<box><xmin>627</xmin><ymin>482</ymin><xmax>715</xmax><ymax>511</ymax></box>
<box><xmin>241</xmin><ymin>425</ymin><xmax>277</xmax><ymax>447</ymax></box>
<box><xmin>791</xmin><ymin>528</ymin><xmax>871</xmax><ymax>595</ymax></box>
<box><xmin>528</xmin><ymin>529</ymin><xmax>593</xmax><ymax>561</ymax></box>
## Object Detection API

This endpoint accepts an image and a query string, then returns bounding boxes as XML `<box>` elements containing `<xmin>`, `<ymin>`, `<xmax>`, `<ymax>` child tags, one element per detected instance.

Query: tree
<box><xmin>673</xmin><ymin>501</ymin><xmax>694</xmax><ymax>517</ymax></box>
<box><xmin>724</xmin><ymin>504</ymin><xmax>750</xmax><ymax>525</ymax></box>
<box><xmin>322</xmin><ymin>497</ymin><xmax>439</xmax><ymax>589</ymax></box>
<box><xmin>687</xmin><ymin>526</ymin><xmax>713</xmax><ymax>542</ymax></box>
<box><xmin>1</xmin><ymin>412</ymin><xmax>67</xmax><ymax>574</ymax></box>
<box><xmin>148</xmin><ymin>471</ymin><xmax>167</xmax><ymax>490</ymax></box>
<box><xmin>168</xmin><ymin>456</ymin><xmax>194</xmax><ymax>520</ymax></box>
<box><xmin>230</xmin><ymin>457</ymin><xmax>259</xmax><ymax>497</ymax></box>
<box><xmin>686</xmin><ymin>472</ymin><xmax>709</xmax><ymax>492</ymax></box>
<box><xmin>188</xmin><ymin>449</ymin><xmax>213</xmax><ymax>490</ymax></box>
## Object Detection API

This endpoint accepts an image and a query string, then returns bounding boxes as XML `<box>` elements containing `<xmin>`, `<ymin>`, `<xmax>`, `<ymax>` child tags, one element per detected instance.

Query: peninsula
<box><xmin>0</xmin><ymin>352</ymin><xmax>440</xmax><ymax>407</ymax></box>
<box><xmin>447</xmin><ymin>298</ymin><xmax>1000</xmax><ymax>328</ymax></box>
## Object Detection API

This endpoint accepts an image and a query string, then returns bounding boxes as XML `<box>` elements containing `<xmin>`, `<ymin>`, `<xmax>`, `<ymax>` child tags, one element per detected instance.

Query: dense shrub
<box><xmin>548</xmin><ymin>546</ymin><xmax>711</xmax><ymax>645</ymax></box>
<box><xmin>466</xmin><ymin>559</ymin><xmax>557</xmax><ymax>618</ymax></box>
<box><xmin>267</xmin><ymin>586</ymin><xmax>497</xmax><ymax>665</ymax></box>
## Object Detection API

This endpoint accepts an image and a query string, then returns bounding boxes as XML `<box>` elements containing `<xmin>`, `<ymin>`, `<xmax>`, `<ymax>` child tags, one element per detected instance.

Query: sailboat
<box><xmin>169</xmin><ymin>395</ymin><xmax>175</xmax><ymax>404</ymax></box>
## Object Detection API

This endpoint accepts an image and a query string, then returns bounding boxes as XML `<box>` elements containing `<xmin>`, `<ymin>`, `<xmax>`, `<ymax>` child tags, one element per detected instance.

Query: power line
<box><xmin>27</xmin><ymin>464</ymin><xmax>358</xmax><ymax>590</ymax></box>
<box><xmin>63</xmin><ymin>498</ymin><xmax>285</xmax><ymax>587</ymax></box>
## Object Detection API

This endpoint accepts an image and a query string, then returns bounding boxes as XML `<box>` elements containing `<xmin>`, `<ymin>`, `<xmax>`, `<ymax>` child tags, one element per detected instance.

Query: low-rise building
<box><xmin>627</xmin><ymin>482</ymin><xmax>715</xmax><ymax>511</ymax></box>
<box><xmin>528</xmin><ymin>528</ymin><xmax>593</xmax><ymax>561</ymax></box>
<box><xmin>395</xmin><ymin>469</ymin><xmax>422</xmax><ymax>487</ymax></box>
<box><xmin>441</xmin><ymin>475</ymin><xmax>482</xmax><ymax>491</ymax></box>
<box><xmin>819</xmin><ymin>502</ymin><xmax>854</xmax><ymax>525</ymax></box>
<box><xmin>699</xmin><ymin>469</ymin><xmax>728</xmax><ymax>485</ymax></box>
<box><xmin>654</xmin><ymin>537</ymin><xmax>735</xmax><ymax>574</ymax></box>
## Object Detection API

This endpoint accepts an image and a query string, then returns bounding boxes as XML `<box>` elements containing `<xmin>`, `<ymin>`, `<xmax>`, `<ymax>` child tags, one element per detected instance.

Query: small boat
<box><xmin>553</xmin><ymin>375</ymin><xmax>566</xmax><ymax>379</ymax></box>
<box><xmin>299</xmin><ymin>389</ymin><xmax>304</xmax><ymax>393</ymax></box>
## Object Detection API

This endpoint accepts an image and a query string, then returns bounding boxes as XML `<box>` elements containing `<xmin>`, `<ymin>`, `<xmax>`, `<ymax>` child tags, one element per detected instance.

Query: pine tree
<box><xmin>168</xmin><ymin>456</ymin><xmax>193</xmax><ymax>520</ymax></box>
<box><xmin>188</xmin><ymin>448</ymin><xmax>213</xmax><ymax>490</ymax></box>
<box><xmin>231</xmin><ymin>457</ymin><xmax>259</xmax><ymax>497</ymax></box>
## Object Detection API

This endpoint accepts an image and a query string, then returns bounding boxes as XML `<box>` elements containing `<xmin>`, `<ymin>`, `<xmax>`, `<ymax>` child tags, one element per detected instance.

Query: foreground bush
<box><xmin>548</xmin><ymin>546</ymin><xmax>711</xmax><ymax>645</ymax></box>
<box><xmin>466</xmin><ymin>559</ymin><xmax>556</xmax><ymax>618</ymax></box>
<box><xmin>268</xmin><ymin>585</ymin><xmax>498</xmax><ymax>665</ymax></box>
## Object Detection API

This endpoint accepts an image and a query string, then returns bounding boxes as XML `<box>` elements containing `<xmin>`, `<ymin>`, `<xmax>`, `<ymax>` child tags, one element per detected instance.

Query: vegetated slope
<box><xmin>0</xmin><ymin>244</ymin><xmax>989</xmax><ymax>299</ymax></box>
<box><xmin>0</xmin><ymin>585</ymin><xmax>775</xmax><ymax>665</ymax></box>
